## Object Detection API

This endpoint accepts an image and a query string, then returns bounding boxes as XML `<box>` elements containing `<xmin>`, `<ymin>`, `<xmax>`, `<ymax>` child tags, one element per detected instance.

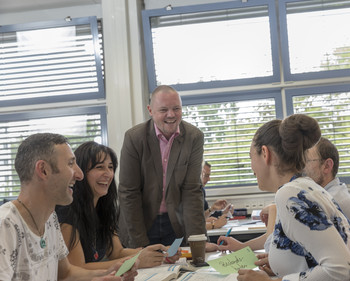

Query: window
<box><xmin>286</xmin><ymin>84</ymin><xmax>350</xmax><ymax>182</ymax></box>
<box><xmin>183</xmin><ymin>90</ymin><xmax>282</xmax><ymax>187</ymax></box>
<box><xmin>0</xmin><ymin>106</ymin><xmax>107</xmax><ymax>201</ymax></box>
<box><xmin>142</xmin><ymin>0</ymin><xmax>280</xmax><ymax>91</ymax></box>
<box><xmin>143</xmin><ymin>0</ymin><xmax>350</xmax><ymax>188</ymax></box>
<box><xmin>280</xmin><ymin>0</ymin><xmax>350</xmax><ymax>81</ymax></box>
<box><xmin>0</xmin><ymin>16</ymin><xmax>104</xmax><ymax>107</ymax></box>
<box><xmin>0</xmin><ymin>17</ymin><xmax>107</xmax><ymax>202</ymax></box>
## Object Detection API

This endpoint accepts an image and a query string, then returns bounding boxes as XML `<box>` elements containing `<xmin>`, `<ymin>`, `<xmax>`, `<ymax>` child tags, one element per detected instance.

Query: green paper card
<box><xmin>207</xmin><ymin>246</ymin><xmax>258</xmax><ymax>275</ymax></box>
<box><xmin>115</xmin><ymin>252</ymin><xmax>140</xmax><ymax>276</ymax></box>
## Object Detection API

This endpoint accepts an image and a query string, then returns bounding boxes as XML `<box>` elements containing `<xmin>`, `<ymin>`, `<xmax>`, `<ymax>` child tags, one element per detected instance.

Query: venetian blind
<box><xmin>0</xmin><ymin>17</ymin><xmax>104</xmax><ymax>107</ymax></box>
<box><xmin>183</xmin><ymin>97</ymin><xmax>277</xmax><ymax>187</ymax></box>
<box><xmin>0</xmin><ymin>110</ymin><xmax>105</xmax><ymax>201</ymax></box>
<box><xmin>291</xmin><ymin>90</ymin><xmax>350</xmax><ymax>179</ymax></box>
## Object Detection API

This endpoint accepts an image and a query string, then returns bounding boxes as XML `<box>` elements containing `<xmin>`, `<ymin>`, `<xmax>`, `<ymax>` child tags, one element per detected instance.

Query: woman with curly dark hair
<box><xmin>56</xmin><ymin>141</ymin><xmax>179</xmax><ymax>270</ymax></box>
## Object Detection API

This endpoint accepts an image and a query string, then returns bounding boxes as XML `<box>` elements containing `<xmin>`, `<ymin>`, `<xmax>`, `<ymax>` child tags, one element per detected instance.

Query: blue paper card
<box><xmin>167</xmin><ymin>237</ymin><xmax>184</xmax><ymax>257</ymax></box>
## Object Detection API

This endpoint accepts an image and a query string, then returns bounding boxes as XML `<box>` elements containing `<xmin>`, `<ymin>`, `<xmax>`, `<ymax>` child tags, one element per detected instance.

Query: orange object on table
<box><xmin>181</xmin><ymin>250</ymin><xmax>192</xmax><ymax>259</ymax></box>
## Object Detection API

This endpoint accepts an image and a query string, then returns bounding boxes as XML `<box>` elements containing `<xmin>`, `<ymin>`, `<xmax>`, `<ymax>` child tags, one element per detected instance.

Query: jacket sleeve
<box><xmin>118</xmin><ymin>130</ymin><xmax>149</xmax><ymax>248</ymax></box>
<box><xmin>181</xmin><ymin>128</ymin><xmax>207</xmax><ymax>240</ymax></box>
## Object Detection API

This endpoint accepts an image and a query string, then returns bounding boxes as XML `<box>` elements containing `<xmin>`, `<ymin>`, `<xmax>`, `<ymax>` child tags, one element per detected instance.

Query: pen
<box><xmin>219</xmin><ymin>227</ymin><xmax>232</xmax><ymax>245</ymax></box>
<box><xmin>157</xmin><ymin>249</ymin><xmax>167</xmax><ymax>254</ymax></box>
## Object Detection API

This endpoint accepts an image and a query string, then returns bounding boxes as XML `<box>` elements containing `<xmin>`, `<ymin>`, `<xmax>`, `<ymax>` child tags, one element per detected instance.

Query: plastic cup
<box><xmin>188</xmin><ymin>234</ymin><xmax>207</xmax><ymax>265</ymax></box>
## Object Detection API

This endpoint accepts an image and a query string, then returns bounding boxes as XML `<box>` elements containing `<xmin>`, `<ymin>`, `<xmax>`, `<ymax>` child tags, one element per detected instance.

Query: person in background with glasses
<box><xmin>303</xmin><ymin>137</ymin><xmax>350</xmax><ymax>219</ymax></box>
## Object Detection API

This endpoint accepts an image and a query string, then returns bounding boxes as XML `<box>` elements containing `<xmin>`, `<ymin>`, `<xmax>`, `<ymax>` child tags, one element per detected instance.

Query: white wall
<box><xmin>101</xmin><ymin>0</ymin><xmax>148</xmax><ymax>155</ymax></box>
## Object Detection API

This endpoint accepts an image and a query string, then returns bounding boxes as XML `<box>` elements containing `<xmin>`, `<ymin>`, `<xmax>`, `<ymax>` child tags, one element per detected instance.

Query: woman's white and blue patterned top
<box><xmin>268</xmin><ymin>177</ymin><xmax>350</xmax><ymax>281</ymax></box>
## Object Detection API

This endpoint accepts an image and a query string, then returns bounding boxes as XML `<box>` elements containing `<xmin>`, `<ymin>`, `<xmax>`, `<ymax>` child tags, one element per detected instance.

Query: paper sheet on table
<box><xmin>179</xmin><ymin>272</ymin><xmax>238</xmax><ymax>281</ymax></box>
<box><xmin>167</xmin><ymin>237</ymin><xmax>183</xmax><ymax>257</ymax></box>
<box><xmin>207</xmin><ymin>247</ymin><xmax>258</xmax><ymax>275</ymax></box>
<box><xmin>115</xmin><ymin>252</ymin><xmax>140</xmax><ymax>276</ymax></box>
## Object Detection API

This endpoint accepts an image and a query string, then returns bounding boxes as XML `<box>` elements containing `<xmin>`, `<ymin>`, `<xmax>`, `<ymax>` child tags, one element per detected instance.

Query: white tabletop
<box><xmin>178</xmin><ymin>247</ymin><xmax>266</xmax><ymax>280</ymax></box>
<box><xmin>207</xmin><ymin>219</ymin><xmax>267</xmax><ymax>237</ymax></box>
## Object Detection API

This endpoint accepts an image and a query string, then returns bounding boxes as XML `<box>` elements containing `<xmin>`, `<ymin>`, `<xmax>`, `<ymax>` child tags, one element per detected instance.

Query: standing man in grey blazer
<box><xmin>118</xmin><ymin>85</ymin><xmax>206</xmax><ymax>248</ymax></box>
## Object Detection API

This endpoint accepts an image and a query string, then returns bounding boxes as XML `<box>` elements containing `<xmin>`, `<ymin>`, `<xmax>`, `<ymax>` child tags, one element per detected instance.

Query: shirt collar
<box><xmin>154</xmin><ymin>123</ymin><xmax>180</xmax><ymax>140</ymax></box>
<box><xmin>324</xmin><ymin>177</ymin><xmax>340</xmax><ymax>191</ymax></box>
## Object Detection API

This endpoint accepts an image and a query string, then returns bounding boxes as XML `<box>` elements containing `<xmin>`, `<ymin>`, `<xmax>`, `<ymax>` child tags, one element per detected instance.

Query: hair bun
<box><xmin>279</xmin><ymin>114</ymin><xmax>321</xmax><ymax>155</ymax></box>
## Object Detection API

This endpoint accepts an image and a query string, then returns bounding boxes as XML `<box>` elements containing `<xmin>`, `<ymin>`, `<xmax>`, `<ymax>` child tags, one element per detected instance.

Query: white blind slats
<box><xmin>0</xmin><ymin>113</ymin><xmax>103</xmax><ymax>200</ymax></box>
<box><xmin>0</xmin><ymin>17</ymin><xmax>106</xmax><ymax>201</ymax></box>
<box><xmin>203</xmin><ymin>141</ymin><xmax>252</xmax><ymax>149</ymax></box>
<box><xmin>2</xmin><ymin>67</ymin><xmax>98</xmax><ymax>80</ymax></box>
<box><xmin>293</xmin><ymin>92</ymin><xmax>350</xmax><ymax>178</ymax></box>
<box><xmin>183</xmin><ymin>98</ymin><xmax>276</xmax><ymax>187</ymax></box>
<box><xmin>2</xmin><ymin>63</ymin><xmax>97</xmax><ymax>77</ymax></box>
<box><xmin>0</xmin><ymin>18</ymin><xmax>104</xmax><ymax>105</ymax></box>
<box><xmin>3</xmin><ymin>73</ymin><xmax>98</xmax><ymax>86</ymax></box>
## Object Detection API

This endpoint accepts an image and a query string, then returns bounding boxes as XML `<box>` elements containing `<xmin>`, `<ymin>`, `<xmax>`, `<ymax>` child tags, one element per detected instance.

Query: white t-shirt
<box><xmin>0</xmin><ymin>202</ymin><xmax>69</xmax><ymax>281</ymax></box>
<box><xmin>269</xmin><ymin>177</ymin><xmax>350</xmax><ymax>281</ymax></box>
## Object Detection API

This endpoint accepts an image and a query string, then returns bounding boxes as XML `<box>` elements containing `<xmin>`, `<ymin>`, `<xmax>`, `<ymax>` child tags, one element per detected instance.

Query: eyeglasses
<box><xmin>305</xmin><ymin>159</ymin><xmax>322</xmax><ymax>163</ymax></box>
<box><xmin>202</xmin><ymin>173</ymin><xmax>211</xmax><ymax>178</ymax></box>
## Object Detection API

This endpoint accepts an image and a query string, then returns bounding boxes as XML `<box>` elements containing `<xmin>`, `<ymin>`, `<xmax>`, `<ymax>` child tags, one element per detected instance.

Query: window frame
<box><xmin>143</xmin><ymin>0</ymin><xmax>350</xmax><ymax>191</ymax></box>
<box><xmin>0</xmin><ymin>105</ymin><xmax>108</xmax><ymax>145</ymax></box>
<box><xmin>0</xmin><ymin>105</ymin><xmax>108</xmax><ymax>202</ymax></box>
<box><xmin>279</xmin><ymin>0</ymin><xmax>350</xmax><ymax>82</ymax></box>
<box><xmin>286</xmin><ymin>83</ymin><xmax>350</xmax><ymax>184</ymax></box>
<box><xmin>142</xmin><ymin>0</ymin><xmax>281</xmax><ymax>92</ymax></box>
<box><xmin>0</xmin><ymin>16</ymin><xmax>105</xmax><ymax>107</ymax></box>
<box><xmin>182</xmin><ymin>88</ymin><xmax>283</xmax><ymax>113</ymax></box>
<box><xmin>0</xmin><ymin>15</ymin><xmax>108</xmax><ymax>202</ymax></box>
<box><xmin>182</xmin><ymin>89</ymin><xmax>283</xmax><ymax>189</ymax></box>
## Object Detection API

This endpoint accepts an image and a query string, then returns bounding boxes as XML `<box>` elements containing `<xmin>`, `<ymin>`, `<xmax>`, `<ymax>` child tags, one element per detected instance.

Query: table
<box><xmin>178</xmin><ymin>247</ymin><xmax>266</xmax><ymax>280</ymax></box>
<box><xmin>207</xmin><ymin>219</ymin><xmax>267</xmax><ymax>243</ymax></box>
<box><xmin>135</xmin><ymin>246</ymin><xmax>267</xmax><ymax>280</ymax></box>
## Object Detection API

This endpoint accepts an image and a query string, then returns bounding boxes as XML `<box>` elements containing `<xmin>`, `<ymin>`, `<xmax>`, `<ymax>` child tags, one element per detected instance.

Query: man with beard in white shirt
<box><xmin>304</xmin><ymin>137</ymin><xmax>350</xmax><ymax>219</ymax></box>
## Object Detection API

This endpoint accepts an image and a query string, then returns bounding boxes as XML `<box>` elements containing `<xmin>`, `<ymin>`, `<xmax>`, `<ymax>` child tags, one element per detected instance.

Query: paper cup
<box><xmin>188</xmin><ymin>234</ymin><xmax>207</xmax><ymax>265</ymax></box>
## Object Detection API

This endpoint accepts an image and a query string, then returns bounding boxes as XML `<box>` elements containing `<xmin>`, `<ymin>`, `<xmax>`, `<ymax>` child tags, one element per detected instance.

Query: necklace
<box><xmin>17</xmin><ymin>199</ymin><xmax>46</xmax><ymax>249</ymax></box>
<box><xmin>92</xmin><ymin>233</ymin><xmax>99</xmax><ymax>260</ymax></box>
<box><xmin>92</xmin><ymin>245</ymin><xmax>99</xmax><ymax>260</ymax></box>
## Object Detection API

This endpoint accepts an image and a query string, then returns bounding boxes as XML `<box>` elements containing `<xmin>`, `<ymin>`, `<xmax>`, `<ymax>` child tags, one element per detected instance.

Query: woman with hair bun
<box><xmin>219</xmin><ymin>114</ymin><xmax>350</xmax><ymax>281</ymax></box>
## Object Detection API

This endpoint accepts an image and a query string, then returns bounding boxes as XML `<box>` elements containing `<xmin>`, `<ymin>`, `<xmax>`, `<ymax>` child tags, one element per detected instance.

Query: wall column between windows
<box><xmin>102</xmin><ymin>0</ymin><xmax>148</xmax><ymax>156</ymax></box>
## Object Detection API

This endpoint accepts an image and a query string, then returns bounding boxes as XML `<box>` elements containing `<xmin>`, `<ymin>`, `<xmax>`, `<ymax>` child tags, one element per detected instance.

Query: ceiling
<box><xmin>0</xmin><ymin>0</ymin><xmax>101</xmax><ymax>13</ymax></box>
